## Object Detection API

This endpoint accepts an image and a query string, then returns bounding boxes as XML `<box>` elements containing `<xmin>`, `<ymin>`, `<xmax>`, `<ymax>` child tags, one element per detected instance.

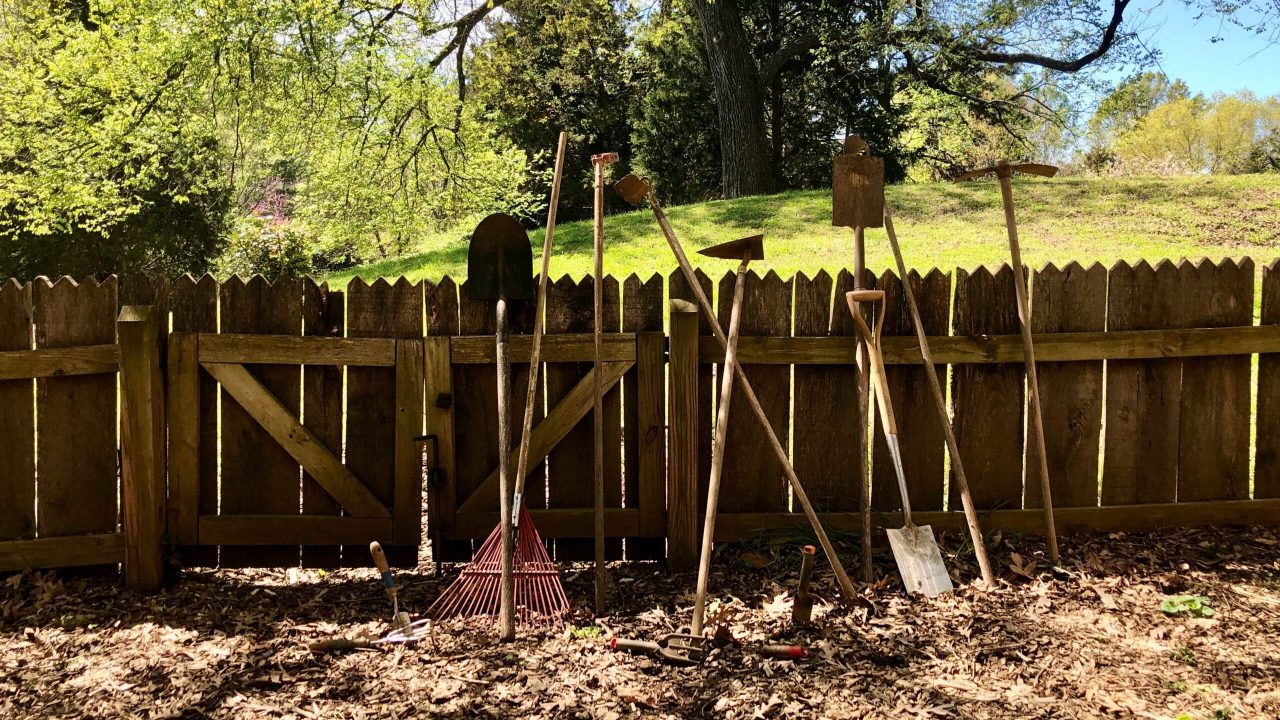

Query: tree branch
<box><xmin>965</xmin><ymin>0</ymin><xmax>1131</xmax><ymax>72</ymax></box>
<box><xmin>758</xmin><ymin>34</ymin><xmax>819</xmax><ymax>87</ymax></box>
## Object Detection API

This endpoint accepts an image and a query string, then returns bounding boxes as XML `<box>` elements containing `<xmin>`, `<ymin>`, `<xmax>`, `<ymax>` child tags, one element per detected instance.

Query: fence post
<box><xmin>118</xmin><ymin>305</ymin><xmax>166</xmax><ymax>590</ymax></box>
<box><xmin>667</xmin><ymin>299</ymin><xmax>699</xmax><ymax>572</ymax></box>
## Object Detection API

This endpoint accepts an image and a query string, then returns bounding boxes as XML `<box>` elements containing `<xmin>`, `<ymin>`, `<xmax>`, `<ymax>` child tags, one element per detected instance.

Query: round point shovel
<box><xmin>845</xmin><ymin>290</ymin><xmax>953</xmax><ymax>598</ymax></box>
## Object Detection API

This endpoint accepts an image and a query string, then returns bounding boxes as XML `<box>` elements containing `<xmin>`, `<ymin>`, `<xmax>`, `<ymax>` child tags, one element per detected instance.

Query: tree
<box><xmin>1114</xmin><ymin>91</ymin><xmax>1280</xmax><ymax>174</ymax></box>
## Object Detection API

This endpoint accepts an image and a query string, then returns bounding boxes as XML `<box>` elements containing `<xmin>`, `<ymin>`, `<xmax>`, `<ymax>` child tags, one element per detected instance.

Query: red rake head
<box><xmin>427</xmin><ymin>507</ymin><xmax>569</xmax><ymax>625</ymax></box>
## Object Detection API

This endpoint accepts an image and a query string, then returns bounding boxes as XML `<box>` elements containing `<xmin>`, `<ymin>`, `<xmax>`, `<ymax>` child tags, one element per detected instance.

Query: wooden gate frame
<box><xmin>428</xmin><ymin>331</ymin><xmax>667</xmax><ymax>545</ymax></box>
<box><xmin>167</xmin><ymin>332</ymin><xmax>424</xmax><ymax>547</ymax></box>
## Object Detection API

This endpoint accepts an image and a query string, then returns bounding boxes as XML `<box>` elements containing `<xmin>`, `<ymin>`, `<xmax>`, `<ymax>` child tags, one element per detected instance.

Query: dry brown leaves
<box><xmin>1</xmin><ymin>526</ymin><xmax>1278</xmax><ymax>719</ymax></box>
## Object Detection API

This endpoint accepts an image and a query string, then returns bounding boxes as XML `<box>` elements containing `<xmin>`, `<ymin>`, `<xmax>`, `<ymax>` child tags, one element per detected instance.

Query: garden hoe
<box><xmin>614</xmin><ymin>173</ymin><xmax>859</xmax><ymax>605</ymax></box>
<box><xmin>833</xmin><ymin>135</ymin><xmax>882</xmax><ymax>582</ymax></box>
<box><xmin>842</xmin><ymin>140</ymin><xmax>995</xmax><ymax>586</ymax></box>
<box><xmin>953</xmin><ymin>160</ymin><xmax>1061</xmax><ymax>565</ymax></box>
<box><xmin>591</xmin><ymin>151</ymin><xmax>619</xmax><ymax>613</ymax></box>
<box><xmin>691</xmin><ymin>234</ymin><xmax>764</xmax><ymax>642</ymax></box>
<box><xmin>846</xmin><ymin>290</ymin><xmax>953</xmax><ymax>597</ymax></box>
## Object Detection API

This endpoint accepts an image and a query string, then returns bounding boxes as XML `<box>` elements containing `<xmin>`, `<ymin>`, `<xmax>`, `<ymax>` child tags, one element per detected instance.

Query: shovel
<box><xmin>466</xmin><ymin>212</ymin><xmax>535</xmax><ymax>636</ymax></box>
<box><xmin>844</xmin><ymin>290</ymin><xmax>953</xmax><ymax>597</ymax></box>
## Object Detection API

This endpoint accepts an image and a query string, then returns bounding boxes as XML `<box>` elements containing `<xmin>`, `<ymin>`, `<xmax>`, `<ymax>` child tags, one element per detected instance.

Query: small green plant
<box><xmin>1166</xmin><ymin>680</ymin><xmax>1188</xmax><ymax>693</ymax></box>
<box><xmin>571</xmin><ymin>625</ymin><xmax>603</xmax><ymax>639</ymax></box>
<box><xmin>1214</xmin><ymin>708</ymin><xmax>1233</xmax><ymax>720</ymax></box>
<box><xmin>1160</xmin><ymin>595</ymin><xmax>1215</xmax><ymax>618</ymax></box>
<box><xmin>1170</xmin><ymin>645</ymin><xmax>1197</xmax><ymax>666</ymax></box>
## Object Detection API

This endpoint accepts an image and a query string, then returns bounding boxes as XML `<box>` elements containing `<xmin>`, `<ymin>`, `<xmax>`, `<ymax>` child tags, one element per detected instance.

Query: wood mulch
<box><xmin>2</xmin><ymin>526</ymin><xmax>1278</xmax><ymax>719</ymax></box>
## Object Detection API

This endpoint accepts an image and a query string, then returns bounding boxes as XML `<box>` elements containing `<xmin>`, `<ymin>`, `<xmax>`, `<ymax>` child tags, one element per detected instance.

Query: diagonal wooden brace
<box><xmin>458</xmin><ymin>360</ymin><xmax>633</xmax><ymax>514</ymax></box>
<box><xmin>202</xmin><ymin>362</ymin><xmax>391</xmax><ymax>518</ymax></box>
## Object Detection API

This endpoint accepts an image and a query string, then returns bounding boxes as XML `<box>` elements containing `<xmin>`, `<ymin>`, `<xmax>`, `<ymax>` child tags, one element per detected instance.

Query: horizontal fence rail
<box><xmin>2</xmin><ymin>257</ymin><xmax>1279</xmax><ymax>577</ymax></box>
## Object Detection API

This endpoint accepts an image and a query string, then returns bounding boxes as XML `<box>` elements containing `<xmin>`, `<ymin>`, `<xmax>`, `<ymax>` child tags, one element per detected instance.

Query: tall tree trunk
<box><xmin>690</xmin><ymin>0</ymin><xmax>775</xmax><ymax>198</ymax></box>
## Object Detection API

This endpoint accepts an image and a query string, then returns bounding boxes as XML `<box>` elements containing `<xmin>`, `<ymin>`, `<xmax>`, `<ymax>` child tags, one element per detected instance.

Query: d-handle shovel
<box><xmin>845</xmin><ymin>290</ymin><xmax>953</xmax><ymax>598</ymax></box>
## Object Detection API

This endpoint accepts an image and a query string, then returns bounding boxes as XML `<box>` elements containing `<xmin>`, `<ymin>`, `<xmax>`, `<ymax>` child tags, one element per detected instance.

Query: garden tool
<box><xmin>953</xmin><ymin>159</ymin><xmax>1061</xmax><ymax>564</ymax></box>
<box><xmin>845</xmin><ymin>289</ymin><xmax>953</xmax><ymax>597</ymax></box>
<box><xmin>841</xmin><ymin>139</ymin><xmax>994</xmax><ymax>586</ymax></box>
<box><xmin>610</xmin><ymin>634</ymin><xmax>703</xmax><ymax>666</ymax></box>
<box><xmin>591</xmin><ymin>151</ymin><xmax>619</xmax><ymax>614</ymax></box>
<box><xmin>691</xmin><ymin>234</ymin><xmax>764</xmax><ymax>640</ymax></box>
<box><xmin>307</xmin><ymin>619</ymin><xmax>432</xmax><ymax>654</ymax></box>
<box><xmin>369</xmin><ymin>541</ymin><xmax>411</xmax><ymax>629</ymax></box>
<box><xmin>614</xmin><ymin>173</ymin><xmax>858</xmax><ymax>605</ymax></box>
<box><xmin>792</xmin><ymin>544</ymin><xmax>816</xmax><ymax>624</ymax></box>
<box><xmin>756</xmin><ymin>644</ymin><xmax>810</xmax><ymax>660</ymax></box>
<box><xmin>833</xmin><ymin>135</ymin><xmax>883</xmax><ymax>583</ymax></box>
<box><xmin>431</xmin><ymin>211</ymin><xmax>567</xmax><ymax>633</ymax></box>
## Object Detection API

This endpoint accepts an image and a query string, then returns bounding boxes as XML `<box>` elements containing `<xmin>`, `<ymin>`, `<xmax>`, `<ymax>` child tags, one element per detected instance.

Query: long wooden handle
<box><xmin>496</xmin><ymin>298</ymin><xmax>516</xmax><ymax>640</ymax></box>
<box><xmin>844</xmin><ymin>291</ymin><xmax>896</xmax><ymax>436</ymax></box>
<box><xmin>998</xmin><ymin>175</ymin><xmax>1060</xmax><ymax>564</ymax></box>
<box><xmin>646</xmin><ymin>189</ymin><xmax>858</xmax><ymax>603</ymax></box>
<box><xmin>592</xmin><ymin>153</ymin><xmax>608</xmax><ymax>612</ymax></box>
<box><xmin>883</xmin><ymin>205</ymin><xmax>995</xmax><ymax>585</ymax></box>
<box><xmin>514</xmin><ymin>131</ymin><xmax>568</xmax><ymax>503</ymax></box>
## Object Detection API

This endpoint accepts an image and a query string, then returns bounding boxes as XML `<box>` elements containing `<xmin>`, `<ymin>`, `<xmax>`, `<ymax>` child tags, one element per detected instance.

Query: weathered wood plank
<box><xmin>1177</xmin><ymin>258</ymin><xmax>1253</xmax><ymax>502</ymax></box>
<box><xmin>667</xmin><ymin>300</ymin><xmax>700</xmax><ymax>572</ymax></box>
<box><xmin>345</xmin><ymin>278</ymin><xmax>423</xmax><ymax>567</ymax></box>
<box><xmin>871</xmin><ymin>269</ymin><xmax>950</xmax><ymax>513</ymax></box>
<box><xmin>395</xmin><ymin>339</ymin><xmax>425</xmax><ymax>546</ymax></box>
<box><xmin>449</xmin><ymin>334</ymin><xmax>635</xmax><ymax>363</ymax></box>
<box><xmin>1024</xmin><ymin>262</ymin><xmax>1106</xmax><ymax>508</ymax></box>
<box><xmin>34</xmin><ymin>276</ymin><xmax>118</xmax><ymax>541</ymax></box>
<box><xmin>624</xmin><ymin>273</ymin><xmax>665</xmax><ymax>559</ymax></box>
<box><xmin>170</xmin><ymin>274</ymin><xmax>218</xmax><ymax>566</ymax></box>
<box><xmin>600</xmin><ymin>276</ymin><xmax>623</xmax><ymax>559</ymax></box>
<box><xmin>453</xmin><ymin>278</ymin><xmax>501</xmax><ymax>558</ymax></box>
<box><xmin>166</xmin><ymin>333</ymin><xmax>200</xmax><ymax>546</ymax></box>
<box><xmin>199</xmin><ymin>333</ymin><xmax>396</xmax><ymax>366</ymax></box>
<box><xmin>117</xmin><ymin>305</ymin><xmax>166</xmax><ymax>590</ymax></box>
<box><xmin>0</xmin><ymin>533</ymin><xmax>124</xmax><ymax>572</ymax></box>
<box><xmin>453</xmin><ymin>509</ymin><xmax>640</xmax><ymax>538</ymax></box>
<box><xmin>546</xmin><ymin>276</ymin><xmax>597</xmax><ymax>560</ymax></box>
<box><xmin>694</xmin><ymin>325</ymin><xmax>1280</xmax><ymax>365</ymax></box>
<box><xmin>0</xmin><ymin>345</ymin><xmax>118</xmax><ymax>379</ymax></box>
<box><xmin>1258</xmin><ymin>259</ymin><xmax>1280</xmax><ymax>499</ymax></box>
<box><xmin>670</xmin><ymin>270</ymin><xmax>714</xmax><ymax>512</ymax></box>
<box><xmin>205</xmin><ymin>362</ymin><xmax>390</xmax><ymax>518</ymax></box>
<box><xmin>710</xmin><ymin>499</ymin><xmax>1280</xmax><ymax>540</ymax></box>
<box><xmin>426</xmin><ymin>277</ymin><xmax>468</xmax><ymax>561</ymax></box>
<box><xmin>302</xmin><ymin>280</ymin><xmax>344</xmax><ymax>567</ymax></box>
<box><xmin>199</xmin><ymin>516</ymin><xmax>393</xmax><ymax>546</ymax></box>
<box><xmin>718</xmin><ymin>270</ymin><xmax>792</xmax><ymax>514</ymax></box>
<box><xmin>218</xmin><ymin>276</ymin><xmax>302</xmax><ymax>567</ymax></box>
<box><xmin>951</xmin><ymin>266</ymin><xmax>1024</xmax><ymax>510</ymax></box>
<box><xmin>1103</xmin><ymin>260</ymin><xmax>1183</xmax><ymax>505</ymax></box>
<box><xmin>793</xmin><ymin>270</ymin><xmax>857</xmax><ymax>512</ymax></box>
<box><xmin>0</xmin><ymin>280</ymin><xmax>34</xmax><ymax>542</ymax></box>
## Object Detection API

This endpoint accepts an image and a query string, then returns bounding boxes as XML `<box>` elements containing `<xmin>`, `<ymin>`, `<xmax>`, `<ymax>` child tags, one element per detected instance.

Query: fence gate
<box><xmin>426</xmin><ymin>275</ymin><xmax>667</xmax><ymax>562</ymax></box>
<box><xmin>166</xmin><ymin>277</ymin><xmax>425</xmax><ymax>567</ymax></box>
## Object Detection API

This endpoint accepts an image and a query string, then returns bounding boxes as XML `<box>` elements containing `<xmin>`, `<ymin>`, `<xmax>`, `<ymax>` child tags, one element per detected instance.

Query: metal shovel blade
<box><xmin>466</xmin><ymin>212</ymin><xmax>535</xmax><ymax>301</ymax></box>
<box><xmin>885</xmin><ymin>524</ymin><xmax>953</xmax><ymax>597</ymax></box>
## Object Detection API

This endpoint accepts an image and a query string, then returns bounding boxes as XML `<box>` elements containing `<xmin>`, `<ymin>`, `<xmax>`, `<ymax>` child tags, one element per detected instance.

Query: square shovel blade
<box><xmin>885</xmin><ymin>525</ymin><xmax>953</xmax><ymax>597</ymax></box>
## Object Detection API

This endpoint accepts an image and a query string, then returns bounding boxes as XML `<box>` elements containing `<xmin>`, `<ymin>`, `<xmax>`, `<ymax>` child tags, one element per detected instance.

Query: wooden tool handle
<box><xmin>844</xmin><ymin>291</ymin><xmax>896</xmax><ymax>435</ymax></box>
<box><xmin>798</xmin><ymin>545</ymin><xmax>816</xmax><ymax>595</ymax></box>
<box><xmin>308</xmin><ymin>637</ymin><xmax>371</xmax><ymax>653</ymax></box>
<box><xmin>369</xmin><ymin>541</ymin><xmax>390</xmax><ymax>574</ymax></box>
<box><xmin>611</xmin><ymin>637</ymin><xmax>660</xmax><ymax>654</ymax></box>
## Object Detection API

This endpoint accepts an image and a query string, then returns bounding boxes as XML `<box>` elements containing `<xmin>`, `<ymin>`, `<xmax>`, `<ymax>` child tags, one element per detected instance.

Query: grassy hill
<box><xmin>328</xmin><ymin>174</ymin><xmax>1280</xmax><ymax>285</ymax></box>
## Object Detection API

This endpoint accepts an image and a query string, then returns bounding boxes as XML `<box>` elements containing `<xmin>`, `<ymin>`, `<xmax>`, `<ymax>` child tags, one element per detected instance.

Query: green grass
<box><xmin>328</xmin><ymin>174</ymin><xmax>1280</xmax><ymax>285</ymax></box>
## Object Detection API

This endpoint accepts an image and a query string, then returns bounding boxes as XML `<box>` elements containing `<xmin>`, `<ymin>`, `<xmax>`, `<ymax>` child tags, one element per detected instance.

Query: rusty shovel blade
<box><xmin>466</xmin><ymin>213</ymin><xmax>535</xmax><ymax>301</ymax></box>
<box><xmin>697</xmin><ymin>234</ymin><xmax>765</xmax><ymax>261</ymax></box>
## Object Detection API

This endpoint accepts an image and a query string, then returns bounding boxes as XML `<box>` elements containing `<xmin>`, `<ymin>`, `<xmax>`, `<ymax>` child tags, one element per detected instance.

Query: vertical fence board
<box><xmin>346</xmin><ymin>278</ymin><xmax>422</xmax><ymax>567</ymax></box>
<box><xmin>34</xmin><ymin>277</ymin><xmax>118</xmax><ymax>541</ymax></box>
<box><xmin>1258</xmin><ymin>260</ymin><xmax>1280</xmax><ymax>499</ymax></box>
<box><xmin>830</xmin><ymin>269</ymin><xmax>873</xmax><ymax>513</ymax></box>
<box><xmin>0</xmin><ymin>280</ymin><xmax>34</xmax><ymax>541</ymax></box>
<box><xmin>670</xmin><ymin>270</ymin><xmax>714</xmax><ymax>508</ymax></box>
<box><xmin>718</xmin><ymin>270</ymin><xmax>791</xmax><ymax>514</ymax></box>
<box><xmin>454</xmin><ymin>279</ymin><xmax>499</xmax><ymax>555</ymax></box>
<box><xmin>171</xmin><ymin>275</ymin><xmax>218</xmax><ymax>566</ymax></box>
<box><xmin>794</xmin><ymin>271</ymin><xmax>857</xmax><ymax>512</ymax></box>
<box><xmin>601</xmin><ymin>277</ymin><xmax>623</xmax><ymax>559</ymax></box>
<box><xmin>871</xmin><ymin>269</ymin><xmax>950</xmax><ymax>512</ymax></box>
<box><xmin>624</xmin><ymin>273</ymin><xmax>665</xmax><ymax>559</ymax></box>
<box><xmin>1102</xmin><ymin>260</ymin><xmax>1183</xmax><ymax>505</ymax></box>
<box><xmin>546</xmin><ymin>276</ymin><xmax>596</xmax><ymax>560</ymax></box>
<box><xmin>951</xmin><ymin>266</ymin><xmax>1024</xmax><ymax>510</ymax></box>
<box><xmin>1177</xmin><ymin>259</ymin><xmax>1253</xmax><ymax>502</ymax></box>
<box><xmin>301</xmin><ymin>280</ymin><xmax>344</xmax><ymax>567</ymax></box>
<box><xmin>1025</xmin><ymin>262</ymin><xmax>1107</xmax><ymax>508</ymax></box>
<box><xmin>219</xmin><ymin>277</ymin><xmax>302</xmax><ymax>567</ymax></box>
<box><xmin>426</xmin><ymin>277</ymin><xmax>469</xmax><ymax>561</ymax></box>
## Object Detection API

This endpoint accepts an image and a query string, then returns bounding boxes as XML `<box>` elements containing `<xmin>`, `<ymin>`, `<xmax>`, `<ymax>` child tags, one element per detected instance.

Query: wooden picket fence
<box><xmin>2</xmin><ymin>258</ymin><xmax>1280</xmax><ymax>585</ymax></box>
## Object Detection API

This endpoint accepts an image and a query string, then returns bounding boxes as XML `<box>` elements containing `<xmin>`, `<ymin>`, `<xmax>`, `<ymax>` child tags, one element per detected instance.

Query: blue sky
<box><xmin>1135</xmin><ymin>0</ymin><xmax>1280</xmax><ymax>96</ymax></box>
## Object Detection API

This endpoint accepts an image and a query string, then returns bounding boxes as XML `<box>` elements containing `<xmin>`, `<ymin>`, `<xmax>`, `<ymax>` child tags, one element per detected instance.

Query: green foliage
<box><xmin>631</xmin><ymin>4</ymin><xmax>721</xmax><ymax>204</ymax></box>
<box><xmin>1114</xmin><ymin>92</ymin><xmax>1280</xmax><ymax>174</ymax></box>
<box><xmin>218</xmin><ymin>216</ymin><xmax>320</xmax><ymax>280</ymax></box>
<box><xmin>468</xmin><ymin>0</ymin><xmax>636</xmax><ymax>219</ymax></box>
<box><xmin>569</xmin><ymin>625</ymin><xmax>602</xmax><ymax>639</ymax></box>
<box><xmin>1160</xmin><ymin>595</ymin><xmax>1215</xmax><ymax>618</ymax></box>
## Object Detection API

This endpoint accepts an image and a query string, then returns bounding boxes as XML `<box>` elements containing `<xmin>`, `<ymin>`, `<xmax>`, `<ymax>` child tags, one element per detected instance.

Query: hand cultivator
<box><xmin>953</xmin><ymin>160</ymin><xmax>1062</xmax><ymax>564</ymax></box>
